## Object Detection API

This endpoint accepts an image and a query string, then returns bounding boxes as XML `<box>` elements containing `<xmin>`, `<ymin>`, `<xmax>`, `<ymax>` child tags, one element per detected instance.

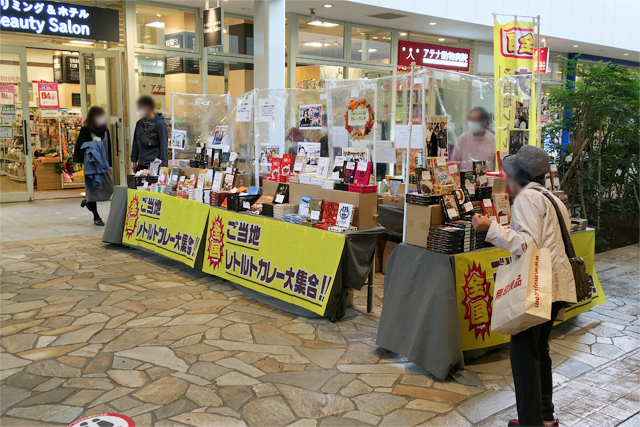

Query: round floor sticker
<box><xmin>66</xmin><ymin>413</ymin><xmax>135</xmax><ymax>427</ymax></box>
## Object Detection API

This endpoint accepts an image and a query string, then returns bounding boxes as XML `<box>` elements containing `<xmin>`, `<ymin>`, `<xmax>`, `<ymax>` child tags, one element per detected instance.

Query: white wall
<box><xmin>347</xmin><ymin>0</ymin><xmax>640</xmax><ymax>52</ymax></box>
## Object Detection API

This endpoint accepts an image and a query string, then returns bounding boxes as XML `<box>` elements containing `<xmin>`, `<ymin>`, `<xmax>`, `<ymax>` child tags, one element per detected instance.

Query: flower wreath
<box><xmin>344</xmin><ymin>99</ymin><xmax>375</xmax><ymax>140</ymax></box>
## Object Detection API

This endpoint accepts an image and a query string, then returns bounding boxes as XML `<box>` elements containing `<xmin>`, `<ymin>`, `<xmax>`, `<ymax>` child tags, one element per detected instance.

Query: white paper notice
<box><xmin>243</xmin><ymin>201</ymin><xmax>251</xmax><ymax>209</ymax></box>
<box><xmin>236</xmin><ymin>100</ymin><xmax>252</xmax><ymax>122</ymax></box>
<box><xmin>447</xmin><ymin>208</ymin><xmax>457</xmax><ymax>219</ymax></box>
<box><xmin>464</xmin><ymin>201</ymin><xmax>474</xmax><ymax>212</ymax></box>
<box><xmin>395</xmin><ymin>125</ymin><xmax>410</xmax><ymax>149</ymax></box>
<box><xmin>331</xmin><ymin>126</ymin><xmax>349</xmax><ymax>148</ymax></box>
<box><xmin>357</xmin><ymin>161</ymin><xmax>368</xmax><ymax>171</ymax></box>
<box><xmin>499</xmin><ymin>215</ymin><xmax>508</xmax><ymax>225</ymax></box>
<box><xmin>310</xmin><ymin>211</ymin><xmax>320</xmax><ymax>220</ymax></box>
<box><xmin>225</xmin><ymin>167</ymin><xmax>233</xmax><ymax>174</ymax></box>
<box><xmin>259</xmin><ymin>98</ymin><xmax>278</xmax><ymax>122</ymax></box>
<box><xmin>275</xmin><ymin>194</ymin><xmax>285</xmax><ymax>203</ymax></box>
<box><xmin>483</xmin><ymin>199</ymin><xmax>493</xmax><ymax>207</ymax></box>
<box><xmin>410</xmin><ymin>126</ymin><xmax>424</xmax><ymax>148</ymax></box>
<box><xmin>376</xmin><ymin>141</ymin><xmax>395</xmax><ymax>164</ymax></box>
<box><xmin>479</xmin><ymin>175</ymin><xmax>488</xmax><ymax>185</ymax></box>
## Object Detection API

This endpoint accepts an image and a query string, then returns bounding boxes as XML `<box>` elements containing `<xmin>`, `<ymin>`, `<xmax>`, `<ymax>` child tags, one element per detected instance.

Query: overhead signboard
<box><xmin>203</xmin><ymin>7</ymin><xmax>223</xmax><ymax>48</ymax></box>
<box><xmin>398</xmin><ymin>40</ymin><xmax>470</xmax><ymax>72</ymax></box>
<box><xmin>0</xmin><ymin>1</ymin><xmax>120</xmax><ymax>43</ymax></box>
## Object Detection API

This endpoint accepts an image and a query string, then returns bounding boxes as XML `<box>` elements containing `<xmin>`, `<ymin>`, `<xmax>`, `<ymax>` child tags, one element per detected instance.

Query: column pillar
<box><xmin>254</xmin><ymin>0</ymin><xmax>286</xmax><ymax>89</ymax></box>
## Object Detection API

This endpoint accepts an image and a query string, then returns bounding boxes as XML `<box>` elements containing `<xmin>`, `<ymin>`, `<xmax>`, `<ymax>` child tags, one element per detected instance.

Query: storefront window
<box><xmin>298</xmin><ymin>18</ymin><xmax>344</xmax><ymax>60</ymax></box>
<box><xmin>135</xmin><ymin>54</ymin><xmax>201</xmax><ymax>115</ymax></box>
<box><xmin>348</xmin><ymin>68</ymin><xmax>392</xmax><ymax>79</ymax></box>
<box><xmin>206</xmin><ymin>60</ymin><xmax>254</xmax><ymax>97</ymax></box>
<box><xmin>350</xmin><ymin>27</ymin><xmax>392</xmax><ymax>64</ymax></box>
<box><xmin>136</xmin><ymin>4</ymin><xmax>196</xmax><ymax>50</ymax></box>
<box><xmin>209</xmin><ymin>17</ymin><xmax>254</xmax><ymax>56</ymax></box>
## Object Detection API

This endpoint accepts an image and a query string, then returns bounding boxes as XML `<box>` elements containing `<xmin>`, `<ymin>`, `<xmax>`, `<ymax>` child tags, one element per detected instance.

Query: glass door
<box><xmin>81</xmin><ymin>51</ymin><xmax>125</xmax><ymax>186</ymax></box>
<box><xmin>0</xmin><ymin>46</ymin><xmax>33</xmax><ymax>202</ymax></box>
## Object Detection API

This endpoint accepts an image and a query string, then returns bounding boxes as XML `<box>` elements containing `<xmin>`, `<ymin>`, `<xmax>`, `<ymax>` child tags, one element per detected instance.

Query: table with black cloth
<box><xmin>103</xmin><ymin>186</ymin><xmax>383</xmax><ymax>321</ymax></box>
<box><xmin>376</xmin><ymin>243</ymin><xmax>464</xmax><ymax>381</ymax></box>
<box><xmin>377</xmin><ymin>202</ymin><xmax>404</xmax><ymax>240</ymax></box>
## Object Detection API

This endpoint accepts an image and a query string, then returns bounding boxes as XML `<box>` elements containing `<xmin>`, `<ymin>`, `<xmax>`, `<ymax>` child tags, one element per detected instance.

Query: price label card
<box><xmin>553</xmin><ymin>178</ymin><xmax>560</xmax><ymax>186</ymax></box>
<box><xmin>499</xmin><ymin>215</ymin><xmax>508</xmax><ymax>225</ymax></box>
<box><xmin>464</xmin><ymin>201</ymin><xmax>474</xmax><ymax>212</ymax></box>
<box><xmin>196</xmin><ymin>147</ymin><xmax>202</xmax><ymax>154</ymax></box>
<box><xmin>357</xmin><ymin>161</ymin><xmax>368</xmax><ymax>171</ymax></box>
<box><xmin>447</xmin><ymin>208</ymin><xmax>457</xmax><ymax>219</ymax></box>
<box><xmin>448</xmin><ymin>165</ymin><xmax>457</xmax><ymax>174</ymax></box>
<box><xmin>37</xmin><ymin>82</ymin><xmax>59</xmax><ymax>108</ymax></box>
<box><xmin>465</xmin><ymin>183</ymin><xmax>476</xmax><ymax>193</ymax></box>
<box><xmin>479</xmin><ymin>175</ymin><xmax>488</xmax><ymax>185</ymax></box>
<box><xmin>275</xmin><ymin>194</ymin><xmax>284</xmax><ymax>203</ymax></box>
<box><xmin>346</xmin><ymin>161</ymin><xmax>356</xmax><ymax>170</ymax></box>
<box><xmin>225</xmin><ymin>167</ymin><xmax>232</xmax><ymax>174</ymax></box>
<box><xmin>335</xmin><ymin>158</ymin><xmax>345</xmax><ymax>167</ymax></box>
<box><xmin>294</xmin><ymin>162</ymin><xmax>303</xmax><ymax>172</ymax></box>
<box><xmin>243</xmin><ymin>201</ymin><xmax>251</xmax><ymax>209</ymax></box>
<box><xmin>436</xmin><ymin>157</ymin><xmax>446</xmax><ymax>166</ymax></box>
<box><xmin>483</xmin><ymin>199</ymin><xmax>493</xmax><ymax>207</ymax></box>
<box><xmin>310</xmin><ymin>211</ymin><xmax>320</xmax><ymax>220</ymax></box>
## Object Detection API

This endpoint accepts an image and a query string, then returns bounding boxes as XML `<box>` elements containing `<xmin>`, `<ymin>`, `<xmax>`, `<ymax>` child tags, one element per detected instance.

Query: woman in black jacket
<box><xmin>73</xmin><ymin>106</ymin><xmax>113</xmax><ymax>226</ymax></box>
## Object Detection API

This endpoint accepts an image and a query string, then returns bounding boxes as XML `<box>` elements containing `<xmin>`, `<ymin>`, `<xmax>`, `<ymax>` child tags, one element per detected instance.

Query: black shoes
<box><xmin>94</xmin><ymin>219</ymin><xmax>105</xmax><ymax>226</ymax></box>
<box><xmin>80</xmin><ymin>199</ymin><xmax>87</xmax><ymax>208</ymax></box>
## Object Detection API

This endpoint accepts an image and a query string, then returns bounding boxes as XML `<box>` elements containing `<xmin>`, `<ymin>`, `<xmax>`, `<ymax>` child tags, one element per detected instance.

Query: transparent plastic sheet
<box><xmin>495</xmin><ymin>73</ymin><xmax>535</xmax><ymax>157</ymax></box>
<box><xmin>254</xmin><ymin>88</ymin><xmax>327</xmax><ymax>179</ymax></box>
<box><xmin>229</xmin><ymin>91</ymin><xmax>255</xmax><ymax>182</ymax></box>
<box><xmin>171</xmin><ymin>93</ymin><xmax>232</xmax><ymax>160</ymax></box>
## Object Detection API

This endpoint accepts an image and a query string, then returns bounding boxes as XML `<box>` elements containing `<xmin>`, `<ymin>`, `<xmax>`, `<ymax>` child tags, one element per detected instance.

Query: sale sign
<box><xmin>37</xmin><ymin>81</ymin><xmax>59</xmax><ymax>108</ymax></box>
<box><xmin>0</xmin><ymin>84</ymin><xmax>15</xmax><ymax>105</ymax></box>
<box><xmin>533</xmin><ymin>47</ymin><xmax>550</xmax><ymax>73</ymax></box>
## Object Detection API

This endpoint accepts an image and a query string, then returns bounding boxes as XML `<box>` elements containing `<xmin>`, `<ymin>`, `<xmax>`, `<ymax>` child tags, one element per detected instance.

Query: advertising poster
<box><xmin>297</xmin><ymin>142</ymin><xmax>321</xmax><ymax>165</ymax></box>
<box><xmin>299</xmin><ymin>104</ymin><xmax>322</xmax><ymax>129</ymax></box>
<box><xmin>0</xmin><ymin>84</ymin><xmax>15</xmax><ymax>105</ymax></box>
<box><xmin>37</xmin><ymin>81</ymin><xmax>59</xmax><ymax>108</ymax></box>
<box><xmin>122</xmin><ymin>190</ymin><xmax>210</xmax><ymax>267</ymax></box>
<box><xmin>453</xmin><ymin>230</ymin><xmax>605</xmax><ymax>351</ymax></box>
<box><xmin>203</xmin><ymin>6</ymin><xmax>224</xmax><ymax>48</ymax></box>
<box><xmin>212</xmin><ymin>125</ymin><xmax>227</xmax><ymax>146</ymax></box>
<box><xmin>493</xmin><ymin>18</ymin><xmax>537</xmax><ymax>152</ymax></box>
<box><xmin>202</xmin><ymin>209</ymin><xmax>346</xmax><ymax>315</ymax></box>
<box><xmin>426</xmin><ymin>115</ymin><xmax>448</xmax><ymax>157</ymax></box>
<box><xmin>171</xmin><ymin>129</ymin><xmax>187</xmax><ymax>150</ymax></box>
<box><xmin>259</xmin><ymin>143</ymin><xmax>280</xmax><ymax>165</ymax></box>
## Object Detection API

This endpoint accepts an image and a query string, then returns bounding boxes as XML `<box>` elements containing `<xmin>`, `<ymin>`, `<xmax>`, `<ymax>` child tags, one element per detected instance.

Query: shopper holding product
<box><xmin>471</xmin><ymin>145</ymin><xmax>577</xmax><ymax>427</ymax></box>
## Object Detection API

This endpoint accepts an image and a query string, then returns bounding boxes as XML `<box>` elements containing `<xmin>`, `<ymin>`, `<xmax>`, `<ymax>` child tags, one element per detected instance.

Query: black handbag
<box><xmin>140</xmin><ymin>121</ymin><xmax>159</xmax><ymax>149</ymax></box>
<box><xmin>534</xmin><ymin>187</ymin><xmax>592</xmax><ymax>302</ymax></box>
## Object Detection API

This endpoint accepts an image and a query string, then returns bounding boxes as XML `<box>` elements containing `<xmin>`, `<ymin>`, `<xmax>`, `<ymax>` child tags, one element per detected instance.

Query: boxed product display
<box><xmin>405</xmin><ymin>203</ymin><xmax>445</xmax><ymax>248</ymax></box>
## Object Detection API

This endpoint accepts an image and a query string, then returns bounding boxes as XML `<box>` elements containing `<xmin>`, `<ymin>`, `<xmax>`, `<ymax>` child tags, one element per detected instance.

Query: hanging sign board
<box><xmin>533</xmin><ymin>47</ymin><xmax>550</xmax><ymax>74</ymax></box>
<box><xmin>203</xmin><ymin>7</ymin><xmax>224</xmax><ymax>48</ymax></box>
<box><xmin>0</xmin><ymin>84</ymin><xmax>15</xmax><ymax>105</ymax></box>
<box><xmin>37</xmin><ymin>82</ymin><xmax>59</xmax><ymax>109</ymax></box>
<box><xmin>0</xmin><ymin>1</ymin><xmax>120</xmax><ymax>42</ymax></box>
<box><xmin>398</xmin><ymin>40</ymin><xmax>470</xmax><ymax>72</ymax></box>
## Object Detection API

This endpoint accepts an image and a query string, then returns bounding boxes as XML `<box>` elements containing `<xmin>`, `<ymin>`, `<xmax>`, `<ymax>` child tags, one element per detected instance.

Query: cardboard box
<box><xmin>405</xmin><ymin>203</ymin><xmax>445</xmax><ymax>248</ymax></box>
<box><xmin>263</xmin><ymin>181</ymin><xmax>378</xmax><ymax>229</ymax></box>
<box><xmin>397</xmin><ymin>183</ymin><xmax>418</xmax><ymax>210</ymax></box>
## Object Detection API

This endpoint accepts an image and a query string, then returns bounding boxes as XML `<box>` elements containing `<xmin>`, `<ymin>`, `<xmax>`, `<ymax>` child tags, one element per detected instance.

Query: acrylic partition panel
<box><xmin>171</xmin><ymin>93</ymin><xmax>232</xmax><ymax>160</ymax></box>
<box><xmin>229</xmin><ymin>91</ymin><xmax>255</xmax><ymax>183</ymax></box>
<box><xmin>254</xmin><ymin>88</ymin><xmax>327</xmax><ymax>179</ymax></box>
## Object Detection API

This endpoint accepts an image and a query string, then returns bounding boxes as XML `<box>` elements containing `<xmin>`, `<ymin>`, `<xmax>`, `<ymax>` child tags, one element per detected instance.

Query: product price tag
<box><xmin>294</xmin><ymin>162</ymin><xmax>303</xmax><ymax>172</ymax></box>
<box><xmin>196</xmin><ymin>147</ymin><xmax>202</xmax><ymax>154</ymax></box>
<box><xmin>275</xmin><ymin>194</ymin><xmax>284</xmax><ymax>203</ymax></box>
<box><xmin>465</xmin><ymin>183</ymin><xmax>476</xmax><ymax>193</ymax></box>
<box><xmin>357</xmin><ymin>161</ymin><xmax>368</xmax><ymax>171</ymax></box>
<box><xmin>299</xmin><ymin>174</ymin><xmax>311</xmax><ymax>184</ymax></box>
<box><xmin>346</xmin><ymin>161</ymin><xmax>356</xmax><ymax>170</ymax></box>
<box><xmin>464</xmin><ymin>201</ymin><xmax>474</xmax><ymax>212</ymax></box>
<box><xmin>225</xmin><ymin>167</ymin><xmax>232</xmax><ymax>174</ymax></box>
<box><xmin>499</xmin><ymin>215</ymin><xmax>508</xmax><ymax>225</ymax></box>
<box><xmin>448</xmin><ymin>165</ymin><xmax>457</xmax><ymax>174</ymax></box>
<box><xmin>436</xmin><ymin>157</ymin><xmax>446</xmax><ymax>166</ymax></box>
<box><xmin>479</xmin><ymin>175</ymin><xmax>488</xmax><ymax>185</ymax></box>
<box><xmin>447</xmin><ymin>208</ymin><xmax>457</xmax><ymax>219</ymax></box>
<box><xmin>310</xmin><ymin>211</ymin><xmax>320</xmax><ymax>220</ymax></box>
<box><xmin>483</xmin><ymin>199</ymin><xmax>493</xmax><ymax>207</ymax></box>
<box><xmin>553</xmin><ymin>177</ymin><xmax>560</xmax><ymax>186</ymax></box>
<box><xmin>243</xmin><ymin>201</ymin><xmax>251</xmax><ymax>209</ymax></box>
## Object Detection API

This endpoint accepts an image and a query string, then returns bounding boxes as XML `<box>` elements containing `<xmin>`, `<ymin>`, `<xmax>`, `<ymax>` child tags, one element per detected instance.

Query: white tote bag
<box><xmin>491</xmin><ymin>244</ymin><xmax>553</xmax><ymax>335</ymax></box>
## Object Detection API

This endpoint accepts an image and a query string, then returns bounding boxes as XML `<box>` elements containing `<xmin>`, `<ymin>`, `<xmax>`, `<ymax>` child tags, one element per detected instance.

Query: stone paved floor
<box><xmin>0</xmin><ymin>234</ymin><xmax>638</xmax><ymax>427</ymax></box>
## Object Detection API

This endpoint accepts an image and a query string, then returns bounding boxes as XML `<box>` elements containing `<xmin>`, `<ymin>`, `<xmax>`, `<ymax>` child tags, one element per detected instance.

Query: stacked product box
<box><xmin>427</xmin><ymin>225</ymin><xmax>468</xmax><ymax>254</ymax></box>
<box><xmin>273</xmin><ymin>204</ymin><xmax>298</xmax><ymax>220</ymax></box>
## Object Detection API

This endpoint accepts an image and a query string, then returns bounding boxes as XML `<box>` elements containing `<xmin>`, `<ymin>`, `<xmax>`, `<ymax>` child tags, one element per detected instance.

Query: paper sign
<box><xmin>395</xmin><ymin>125</ymin><xmax>410</xmax><ymax>149</ymax></box>
<box><xmin>357</xmin><ymin>161</ymin><xmax>368</xmax><ymax>171</ymax></box>
<box><xmin>275</xmin><ymin>194</ymin><xmax>285</xmax><ymax>203</ymax></box>
<box><xmin>464</xmin><ymin>201</ymin><xmax>474</xmax><ymax>212</ymax></box>
<box><xmin>331</xmin><ymin>126</ymin><xmax>349</xmax><ymax>148</ymax></box>
<box><xmin>225</xmin><ymin>167</ymin><xmax>232</xmax><ymax>174</ymax></box>
<box><xmin>499</xmin><ymin>215</ymin><xmax>508</xmax><ymax>225</ymax></box>
<box><xmin>376</xmin><ymin>141</ymin><xmax>395</xmax><ymax>163</ymax></box>
<box><xmin>299</xmin><ymin>174</ymin><xmax>311</xmax><ymax>184</ymax></box>
<box><xmin>243</xmin><ymin>201</ymin><xmax>251</xmax><ymax>209</ymax></box>
<box><xmin>348</xmin><ymin>108</ymin><xmax>368</xmax><ymax>126</ymax></box>
<box><xmin>259</xmin><ymin>98</ymin><xmax>278</xmax><ymax>122</ymax></box>
<box><xmin>410</xmin><ymin>126</ymin><xmax>424</xmax><ymax>148</ymax></box>
<box><xmin>37</xmin><ymin>82</ymin><xmax>59</xmax><ymax>109</ymax></box>
<box><xmin>447</xmin><ymin>208</ymin><xmax>457</xmax><ymax>219</ymax></box>
<box><xmin>0</xmin><ymin>126</ymin><xmax>13</xmax><ymax>138</ymax></box>
<box><xmin>236</xmin><ymin>99</ymin><xmax>252</xmax><ymax>122</ymax></box>
<box><xmin>479</xmin><ymin>175</ymin><xmax>488</xmax><ymax>185</ymax></box>
<box><xmin>310</xmin><ymin>211</ymin><xmax>320</xmax><ymax>220</ymax></box>
<box><xmin>483</xmin><ymin>199</ymin><xmax>493</xmax><ymax>207</ymax></box>
<box><xmin>436</xmin><ymin>157</ymin><xmax>446</xmax><ymax>166</ymax></box>
<box><xmin>0</xmin><ymin>84</ymin><xmax>15</xmax><ymax>105</ymax></box>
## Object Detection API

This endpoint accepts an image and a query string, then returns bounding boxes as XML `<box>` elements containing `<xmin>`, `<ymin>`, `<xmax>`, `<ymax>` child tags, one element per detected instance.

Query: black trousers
<box><xmin>510</xmin><ymin>301</ymin><xmax>563</xmax><ymax>427</ymax></box>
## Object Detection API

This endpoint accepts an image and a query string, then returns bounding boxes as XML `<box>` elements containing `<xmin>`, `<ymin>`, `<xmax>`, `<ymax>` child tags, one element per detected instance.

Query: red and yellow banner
<box><xmin>202</xmin><ymin>208</ymin><xmax>346</xmax><ymax>315</ymax></box>
<box><xmin>494</xmin><ymin>18</ymin><xmax>538</xmax><ymax>153</ymax></box>
<box><xmin>123</xmin><ymin>190</ymin><xmax>210</xmax><ymax>267</ymax></box>
<box><xmin>454</xmin><ymin>230</ymin><xmax>606</xmax><ymax>351</ymax></box>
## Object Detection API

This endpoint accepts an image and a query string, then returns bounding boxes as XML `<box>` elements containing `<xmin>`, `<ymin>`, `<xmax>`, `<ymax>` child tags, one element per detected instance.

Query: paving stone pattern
<box><xmin>0</xmin><ymin>235</ymin><xmax>638</xmax><ymax>426</ymax></box>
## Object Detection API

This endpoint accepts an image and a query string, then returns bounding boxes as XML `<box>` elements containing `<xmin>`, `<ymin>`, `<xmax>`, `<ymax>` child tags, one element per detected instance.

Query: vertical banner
<box><xmin>203</xmin><ymin>7</ymin><xmax>224</xmax><ymax>48</ymax></box>
<box><xmin>453</xmin><ymin>230</ymin><xmax>606</xmax><ymax>351</ymax></box>
<box><xmin>493</xmin><ymin>18</ymin><xmax>537</xmax><ymax>153</ymax></box>
<box><xmin>37</xmin><ymin>82</ymin><xmax>60</xmax><ymax>109</ymax></box>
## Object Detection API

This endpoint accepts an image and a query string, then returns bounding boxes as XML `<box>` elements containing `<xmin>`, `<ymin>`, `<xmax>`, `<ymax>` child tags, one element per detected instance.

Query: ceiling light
<box><xmin>324</xmin><ymin>4</ymin><xmax>332</xmax><ymax>7</ymax></box>
<box><xmin>624</xmin><ymin>53</ymin><xmax>629</xmax><ymax>56</ymax></box>
<box><xmin>303</xmin><ymin>42</ymin><xmax>329</xmax><ymax>47</ymax></box>
<box><xmin>399</xmin><ymin>32</ymin><xmax>407</xmax><ymax>36</ymax></box>
<box><xmin>438</xmin><ymin>38</ymin><xmax>445</xmax><ymax>41</ymax></box>
<box><xmin>372</xmin><ymin>36</ymin><xmax>378</xmax><ymax>39</ymax></box>
<box><xmin>429</xmin><ymin>22</ymin><xmax>437</xmax><ymax>25</ymax></box>
<box><xmin>146</xmin><ymin>21</ymin><xmax>164</xmax><ymax>28</ymax></box>
<box><xmin>223</xmin><ymin>29</ymin><xmax>227</xmax><ymax>33</ymax></box>
<box><xmin>573</xmin><ymin>44</ymin><xmax>579</xmax><ymax>47</ymax></box>
<box><xmin>358</xmin><ymin>48</ymin><xmax>378</xmax><ymax>53</ymax></box>
<box><xmin>308</xmin><ymin>20</ymin><xmax>339</xmax><ymax>27</ymax></box>
<box><xmin>542</xmin><ymin>39</ymin><xmax>546</xmax><ymax>43</ymax></box>
<box><xmin>156</xmin><ymin>14</ymin><xmax>161</xmax><ymax>17</ymax></box>
<box><xmin>70</xmin><ymin>40</ymin><xmax>94</xmax><ymax>45</ymax></box>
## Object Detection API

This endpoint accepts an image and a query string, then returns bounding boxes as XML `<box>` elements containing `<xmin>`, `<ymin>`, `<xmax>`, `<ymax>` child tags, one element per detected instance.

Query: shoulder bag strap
<box><xmin>531</xmin><ymin>187</ymin><xmax>577</xmax><ymax>258</ymax></box>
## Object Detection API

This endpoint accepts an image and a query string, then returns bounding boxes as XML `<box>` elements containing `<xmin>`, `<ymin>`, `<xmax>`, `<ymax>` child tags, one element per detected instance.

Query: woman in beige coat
<box><xmin>472</xmin><ymin>145</ymin><xmax>576</xmax><ymax>427</ymax></box>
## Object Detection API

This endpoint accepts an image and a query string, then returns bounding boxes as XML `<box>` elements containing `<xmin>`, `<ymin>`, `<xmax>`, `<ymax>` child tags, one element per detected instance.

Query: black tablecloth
<box><xmin>103</xmin><ymin>187</ymin><xmax>383</xmax><ymax>320</ymax></box>
<box><xmin>376</xmin><ymin>243</ymin><xmax>464</xmax><ymax>381</ymax></box>
<box><xmin>378</xmin><ymin>202</ymin><xmax>404</xmax><ymax>240</ymax></box>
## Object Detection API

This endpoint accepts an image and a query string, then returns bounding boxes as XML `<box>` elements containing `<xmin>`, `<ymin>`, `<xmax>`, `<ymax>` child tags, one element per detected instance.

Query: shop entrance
<box><xmin>0</xmin><ymin>47</ymin><xmax>125</xmax><ymax>203</ymax></box>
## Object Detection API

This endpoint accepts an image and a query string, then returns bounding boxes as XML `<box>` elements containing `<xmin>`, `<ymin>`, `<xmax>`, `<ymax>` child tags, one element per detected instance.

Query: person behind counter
<box><xmin>471</xmin><ymin>145</ymin><xmax>575</xmax><ymax>427</ymax></box>
<box><xmin>449</xmin><ymin>106</ymin><xmax>495</xmax><ymax>172</ymax></box>
<box><xmin>73</xmin><ymin>106</ymin><xmax>113</xmax><ymax>226</ymax></box>
<box><xmin>131</xmin><ymin>95</ymin><xmax>168</xmax><ymax>172</ymax></box>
